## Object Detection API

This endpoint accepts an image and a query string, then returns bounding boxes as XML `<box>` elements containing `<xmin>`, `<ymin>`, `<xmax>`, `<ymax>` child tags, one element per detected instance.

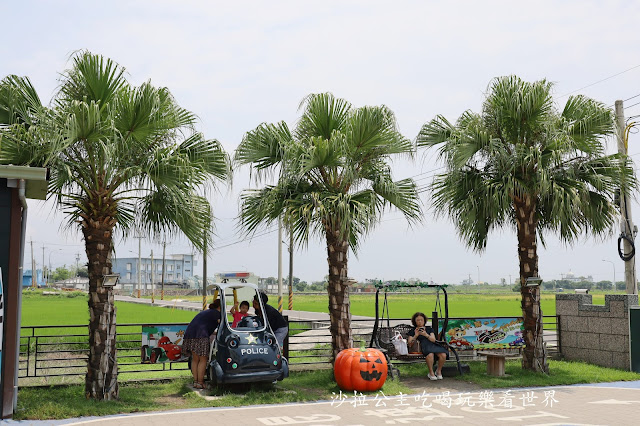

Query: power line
<box><xmin>623</xmin><ymin>94</ymin><xmax>640</xmax><ymax>103</ymax></box>
<box><xmin>214</xmin><ymin>228</ymin><xmax>278</xmax><ymax>250</ymax></box>
<box><xmin>559</xmin><ymin>64</ymin><xmax>640</xmax><ymax>98</ymax></box>
<box><xmin>28</xmin><ymin>241</ymin><xmax>84</xmax><ymax>247</ymax></box>
<box><xmin>624</xmin><ymin>100</ymin><xmax>640</xmax><ymax>110</ymax></box>
<box><xmin>608</xmin><ymin>94</ymin><xmax>640</xmax><ymax>109</ymax></box>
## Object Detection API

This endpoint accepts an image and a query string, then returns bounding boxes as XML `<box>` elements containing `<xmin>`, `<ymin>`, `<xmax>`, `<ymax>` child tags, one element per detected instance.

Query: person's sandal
<box><xmin>436</xmin><ymin>374</ymin><xmax>443</xmax><ymax>380</ymax></box>
<box><xmin>193</xmin><ymin>382</ymin><xmax>203</xmax><ymax>389</ymax></box>
<box><xmin>427</xmin><ymin>373</ymin><xmax>438</xmax><ymax>381</ymax></box>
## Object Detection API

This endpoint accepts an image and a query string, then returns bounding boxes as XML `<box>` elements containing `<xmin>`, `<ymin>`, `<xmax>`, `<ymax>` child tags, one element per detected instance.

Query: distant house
<box><xmin>55</xmin><ymin>277</ymin><xmax>89</xmax><ymax>290</ymax></box>
<box><xmin>112</xmin><ymin>253</ymin><xmax>197</xmax><ymax>290</ymax></box>
<box><xmin>560</xmin><ymin>271</ymin><xmax>594</xmax><ymax>283</ymax></box>
<box><xmin>21</xmin><ymin>269</ymin><xmax>46</xmax><ymax>287</ymax></box>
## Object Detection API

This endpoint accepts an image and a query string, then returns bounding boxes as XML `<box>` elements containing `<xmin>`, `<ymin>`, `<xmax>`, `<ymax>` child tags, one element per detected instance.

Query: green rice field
<box><xmin>21</xmin><ymin>291</ymin><xmax>195</xmax><ymax>326</ymax></box>
<box><xmin>20</xmin><ymin>289</ymin><xmax>612</xmax><ymax>326</ymax></box>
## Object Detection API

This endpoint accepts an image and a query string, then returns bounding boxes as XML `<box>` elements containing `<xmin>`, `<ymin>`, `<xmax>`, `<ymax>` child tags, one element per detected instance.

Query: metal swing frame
<box><xmin>369</xmin><ymin>281</ymin><xmax>466</xmax><ymax>377</ymax></box>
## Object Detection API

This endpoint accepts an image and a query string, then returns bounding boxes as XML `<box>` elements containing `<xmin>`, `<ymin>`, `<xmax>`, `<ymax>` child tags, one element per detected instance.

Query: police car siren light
<box><xmin>221</xmin><ymin>272</ymin><xmax>250</xmax><ymax>278</ymax></box>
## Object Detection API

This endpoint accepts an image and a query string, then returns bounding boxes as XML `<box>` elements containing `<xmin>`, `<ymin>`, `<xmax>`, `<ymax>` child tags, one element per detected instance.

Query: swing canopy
<box><xmin>374</xmin><ymin>281</ymin><xmax>448</xmax><ymax>291</ymax></box>
<box><xmin>369</xmin><ymin>281</ymin><xmax>469</xmax><ymax>377</ymax></box>
<box><xmin>371</xmin><ymin>281</ymin><xmax>451</xmax><ymax>344</ymax></box>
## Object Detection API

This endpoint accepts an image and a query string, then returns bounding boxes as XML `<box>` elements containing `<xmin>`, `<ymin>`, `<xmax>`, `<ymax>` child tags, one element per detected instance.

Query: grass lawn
<box><xmin>15</xmin><ymin>359</ymin><xmax>640</xmax><ymax>420</ymax></box>
<box><xmin>15</xmin><ymin>369</ymin><xmax>411</xmax><ymax>420</ymax></box>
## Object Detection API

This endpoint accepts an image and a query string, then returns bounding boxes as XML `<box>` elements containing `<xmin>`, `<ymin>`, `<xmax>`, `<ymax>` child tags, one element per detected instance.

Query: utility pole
<box><xmin>134</xmin><ymin>234</ymin><xmax>143</xmax><ymax>298</ymax></box>
<box><xmin>150</xmin><ymin>250</ymin><xmax>155</xmax><ymax>304</ymax></box>
<box><xmin>277</xmin><ymin>217</ymin><xmax>283</xmax><ymax>312</ymax></box>
<box><xmin>202</xmin><ymin>245</ymin><xmax>207</xmax><ymax>310</ymax></box>
<box><xmin>75</xmin><ymin>253</ymin><xmax>80</xmax><ymax>289</ymax></box>
<box><xmin>161</xmin><ymin>239</ymin><xmax>166</xmax><ymax>301</ymax></box>
<box><xmin>288</xmin><ymin>230</ymin><xmax>293</xmax><ymax>310</ymax></box>
<box><xmin>602</xmin><ymin>259</ymin><xmax>615</xmax><ymax>290</ymax></box>
<box><xmin>615</xmin><ymin>100</ymin><xmax>638</xmax><ymax>294</ymax></box>
<box><xmin>42</xmin><ymin>246</ymin><xmax>46</xmax><ymax>286</ymax></box>
<box><xmin>30</xmin><ymin>240</ymin><xmax>36</xmax><ymax>288</ymax></box>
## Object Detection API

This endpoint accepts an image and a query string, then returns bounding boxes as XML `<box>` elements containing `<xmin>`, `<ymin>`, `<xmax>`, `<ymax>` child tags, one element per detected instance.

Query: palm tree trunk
<box><xmin>514</xmin><ymin>195</ymin><xmax>549</xmax><ymax>373</ymax></box>
<box><xmin>325</xmin><ymin>228</ymin><xmax>352</xmax><ymax>361</ymax></box>
<box><xmin>83</xmin><ymin>213</ymin><xmax>119</xmax><ymax>400</ymax></box>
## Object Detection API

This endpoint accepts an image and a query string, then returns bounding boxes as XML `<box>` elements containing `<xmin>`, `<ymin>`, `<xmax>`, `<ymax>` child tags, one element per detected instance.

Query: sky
<box><xmin>4</xmin><ymin>1</ymin><xmax>640</xmax><ymax>285</ymax></box>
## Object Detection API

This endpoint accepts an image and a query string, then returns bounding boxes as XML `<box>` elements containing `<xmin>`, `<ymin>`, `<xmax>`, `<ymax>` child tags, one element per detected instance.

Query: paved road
<box><xmin>19</xmin><ymin>381</ymin><xmax>640</xmax><ymax>425</ymax></box>
<box><xmin>114</xmin><ymin>295</ymin><xmax>375</xmax><ymax>322</ymax></box>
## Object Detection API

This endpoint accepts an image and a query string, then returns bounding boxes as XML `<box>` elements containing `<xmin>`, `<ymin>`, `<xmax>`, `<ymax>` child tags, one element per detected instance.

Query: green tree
<box><xmin>309</xmin><ymin>281</ymin><xmax>328</xmax><ymax>292</ymax></box>
<box><xmin>0</xmin><ymin>52</ymin><xmax>230</xmax><ymax>399</ymax></box>
<box><xmin>596</xmin><ymin>281</ymin><xmax>613</xmax><ymax>290</ymax></box>
<box><xmin>293</xmin><ymin>281</ymin><xmax>308</xmax><ymax>292</ymax></box>
<box><xmin>417</xmin><ymin>76</ymin><xmax>634</xmax><ymax>373</ymax></box>
<box><xmin>52</xmin><ymin>265</ymin><xmax>72</xmax><ymax>281</ymax></box>
<box><xmin>235</xmin><ymin>93</ymin><xmax>420</xmax><ymax>359</ymax></box>
<box><xmin>75</xmin><ymin>265</ymin><xmax>89</xmax><ymax>278</ymax></box>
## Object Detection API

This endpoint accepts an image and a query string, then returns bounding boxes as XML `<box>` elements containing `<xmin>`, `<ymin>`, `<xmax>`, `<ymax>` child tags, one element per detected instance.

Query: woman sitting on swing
<box><xmin>406</xmin><ymin>311</ymin><xmax>447</xmax><ymax>380</ymax></box>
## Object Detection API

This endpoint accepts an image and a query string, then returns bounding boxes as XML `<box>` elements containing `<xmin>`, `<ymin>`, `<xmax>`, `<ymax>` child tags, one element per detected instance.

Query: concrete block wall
<box><xmin>556</xmin><ymin>294</ymin><xmax>638</xmax><ymax>370</ymax></box>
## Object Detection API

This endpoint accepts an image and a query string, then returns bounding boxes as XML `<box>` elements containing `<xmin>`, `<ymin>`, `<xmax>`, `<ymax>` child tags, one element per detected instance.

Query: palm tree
<box><xmin>417</xmin><ymin>76</ymin><xmax>635</xmax><ymax>373</ymax></box>
<box><xmin>0</xmin><ymin>52</ymin><xmax>231</xmax><ymax>399</ymax></box>
<box><xmin>235</xmin><ymin>93</ymin><xmax>421</xmax><ymax>359</ymax></box>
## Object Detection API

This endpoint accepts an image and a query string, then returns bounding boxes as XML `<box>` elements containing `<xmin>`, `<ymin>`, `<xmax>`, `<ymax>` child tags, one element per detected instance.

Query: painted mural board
<box><xmin>141</xmin><ymin>324</ymin><xmax>189</xmax><ymax>364</ymax></box>
<box><xmin>443</xmin><ymin>317</ymin><xmax>525</xmax><ymax>350</ymax></box>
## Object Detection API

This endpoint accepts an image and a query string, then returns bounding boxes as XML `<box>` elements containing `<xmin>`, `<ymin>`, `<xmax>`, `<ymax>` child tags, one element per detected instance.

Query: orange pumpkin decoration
<box><xmin>334</xmin><ymin>348</ymin><xmax>388</xmax><ymax>392</ymax></box>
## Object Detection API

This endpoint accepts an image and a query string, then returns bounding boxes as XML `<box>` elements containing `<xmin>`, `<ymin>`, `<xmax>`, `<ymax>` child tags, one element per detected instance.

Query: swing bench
<box><xmin>369</xmin><ymin>281</ymin><xmax>469</xmax><ymax>378</ymax></box>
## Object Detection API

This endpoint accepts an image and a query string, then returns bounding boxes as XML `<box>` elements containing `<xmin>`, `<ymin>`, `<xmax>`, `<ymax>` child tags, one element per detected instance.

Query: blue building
<box><xmin>22</xmin><ymin>269</ymin><xmax>45</xmax><ymax>287</ymax></box>
<box><xmin>112</xmin><ymin>253</ymin><xmax>196</xmax><ymax>291</ymax></box>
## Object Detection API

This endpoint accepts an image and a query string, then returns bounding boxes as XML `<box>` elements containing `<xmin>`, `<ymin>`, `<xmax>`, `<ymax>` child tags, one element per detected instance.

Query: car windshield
<box><xmin>223</xmin><ymin>285</ymin><xmax>266</xmax><ymax>332</ymax></box>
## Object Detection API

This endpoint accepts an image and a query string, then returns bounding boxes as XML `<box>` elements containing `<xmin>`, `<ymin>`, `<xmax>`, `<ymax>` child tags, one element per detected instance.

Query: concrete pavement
<box><xmin>13</xmin><ymin>381</ymin><xmax>640</xmax><ymax>425</ymax></box>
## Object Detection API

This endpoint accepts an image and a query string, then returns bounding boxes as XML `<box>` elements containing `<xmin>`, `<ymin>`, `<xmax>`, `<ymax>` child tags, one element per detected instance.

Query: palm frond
<box><xmin>237</xmin><ymin>93</ymin><xmax>421</xmax><ymax>255</ymax></box>
<box><xmin>57</xmin><ymin>51</ymin><xmax>127</xmax><ymax>108</ymax></box>
<box><xmin>422</xmin><ymin>75</ymin><xmax>635</xmax><ymax>253</ymax></box>
<box><xmin>0</xmin><ymin>75</ymin><xmax>43</xmax><ymax>127</ymax></box>
<box><xmin>234</xmin><ymin>121</ymin><xmax>292</xmax><ymax>179</ymax></box>
<box><xmin>137</xmin><ymin>188</ymin><xmax>212</xmax><ymax>251</ymax></box>
<box><xmin>295</xmin><ymin>93</ymin><xmax>351</xmax><ymax>141</ymax></box>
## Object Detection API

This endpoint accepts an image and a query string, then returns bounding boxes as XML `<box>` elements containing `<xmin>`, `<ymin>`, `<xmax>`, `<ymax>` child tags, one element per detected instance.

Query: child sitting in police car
<box><xmin>230</xmin><ymin>300</ymin><xmax>250</xmax><ymax>328</ymax></box>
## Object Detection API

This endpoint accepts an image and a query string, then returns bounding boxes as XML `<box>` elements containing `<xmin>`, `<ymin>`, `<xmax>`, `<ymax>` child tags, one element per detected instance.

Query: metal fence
<box><xmin>19</xmin><ymin>323</ymin><xmax>191</xmax><ymax>385</ymax></box>
<box><xmin>18</xmin><ymin>315</ymin><xmax>561</xmax><ymax>385</ymax></box>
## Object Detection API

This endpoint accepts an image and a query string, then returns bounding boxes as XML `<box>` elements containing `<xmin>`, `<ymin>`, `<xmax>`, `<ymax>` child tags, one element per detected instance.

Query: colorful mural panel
<box><xmin>141</xmin><ymin>324</ymin><xmax>189</xmax><ymax>363</ymax></box>
<box><xmin>442</xmin><ymin>317</ymin><xmax>525</xmax><ymax>350</ymax></box>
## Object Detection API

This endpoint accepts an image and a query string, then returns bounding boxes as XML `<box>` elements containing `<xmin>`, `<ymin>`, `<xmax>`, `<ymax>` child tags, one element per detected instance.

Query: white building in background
<box><xmin>560</xmin><ymin>270</ymin><xmax>594</xmax><ymax>283</ymax></box>
<box><xmin>112</xmin><ymin>253</ymin><xmax>197</xmax><ymax>291</ymax></box>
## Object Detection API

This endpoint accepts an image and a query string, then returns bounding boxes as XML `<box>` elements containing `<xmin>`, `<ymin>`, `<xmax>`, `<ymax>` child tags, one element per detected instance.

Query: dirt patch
<box><xmin>156</xmin><ymin>394</ymin><xmax>188</xmax><ymax>406</ymax></box>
